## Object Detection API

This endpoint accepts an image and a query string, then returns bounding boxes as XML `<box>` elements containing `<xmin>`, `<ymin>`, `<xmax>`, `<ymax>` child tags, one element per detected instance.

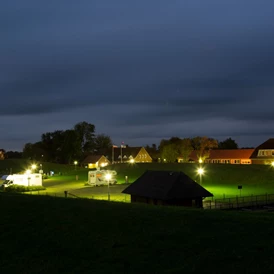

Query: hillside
<box><xmin>1</xmin><ymin>193</ymin><xmax>274</xmax><ymax>273</ymax></box>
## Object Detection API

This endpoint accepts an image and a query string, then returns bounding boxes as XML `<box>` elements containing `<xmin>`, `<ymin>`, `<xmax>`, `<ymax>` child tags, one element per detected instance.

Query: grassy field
<box><xmin>1</xmin><ymin>193</ymin><xmax>274</xmax><ymax>273</ymax></box>
<box><xmin>1</xmin><ymin>160</ymin><xmax>274</xmax><ymax>200</ymax></box>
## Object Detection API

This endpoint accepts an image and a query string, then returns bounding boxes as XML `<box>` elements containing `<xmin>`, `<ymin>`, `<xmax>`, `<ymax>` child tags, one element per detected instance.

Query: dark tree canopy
<box><xmin>218</xmin><ymin>138</ymin><xmax>238</xmax><ymax>149</ymax></box>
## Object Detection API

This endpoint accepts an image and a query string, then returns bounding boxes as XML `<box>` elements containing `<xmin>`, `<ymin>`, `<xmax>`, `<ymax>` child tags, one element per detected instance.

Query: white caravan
<box><xmin>1</xmin><ymin>173</ymin><xmax>43</xmax><ymax>187</ymax></box>
<box><xmin>88</xmin><ymin>169</ymin><xmax>117</xmax><ymax>186</ymax></box>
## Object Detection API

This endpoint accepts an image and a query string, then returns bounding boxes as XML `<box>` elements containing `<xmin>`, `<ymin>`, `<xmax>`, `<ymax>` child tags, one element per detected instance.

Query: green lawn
<box><xmin>2</xmin><ymin>160</ymin><xmax>274</xmax><ymax>200</ymax></box>
<box><xmin>1</xmin><ymin>193</ymin><xmax>274</xmax><ymax>273</ymax></box>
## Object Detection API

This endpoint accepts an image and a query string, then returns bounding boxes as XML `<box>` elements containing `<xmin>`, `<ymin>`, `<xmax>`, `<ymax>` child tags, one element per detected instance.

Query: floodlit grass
<box><xmin>2</xmin><ymin>161</ymin><xmax>274</xmax><ymax>200</ymax></box>
<box><xmin>105</xmin><ymin>163</ymin><xmax>274</xmax><ymax>199</ymax></box>
<box><xmin>1</xmin><ymin>193</ymin><xmax>274</xmax><ymax>273</ymax></box>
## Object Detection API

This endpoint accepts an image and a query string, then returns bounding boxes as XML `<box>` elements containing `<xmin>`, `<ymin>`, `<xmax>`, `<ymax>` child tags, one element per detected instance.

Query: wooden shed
<box><xmin>122</xmin><ymin>170</ymin><xmax>213</xmax><ymax>208</ymax></box>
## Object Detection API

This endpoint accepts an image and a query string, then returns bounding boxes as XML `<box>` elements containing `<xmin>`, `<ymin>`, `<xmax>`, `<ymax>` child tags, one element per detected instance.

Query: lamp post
<box><xmin>26</xmin><ymin>169</ymin><xmax>31</xmax><ymax>187</ymax></box>
<box><xmin>105</xmin><ymin>173</ymin><xmax>112</xmax><ymax>201</ymax></box>
<box><xmin>31</xmin><ymin>164</ymin><xmax>37</xmax><ymax>172</ymax></box>
<box><xmin>74</xmin><ymin>161</ymin><xmax>78</xmax><ymax>170</ymax></box>
<box><xmin>197</xmin><ymin>168</ymin><xmax>204</xmax><ymax>185</ymax></box>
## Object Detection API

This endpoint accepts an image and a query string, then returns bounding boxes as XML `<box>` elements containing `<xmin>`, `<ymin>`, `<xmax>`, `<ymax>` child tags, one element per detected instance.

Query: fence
<box><xmin>1</xmin><ymin>190</ymin><xmax>130</xmax><ymax>203</ymax></box>
<box><xmin>203</xmin><ymin>194</ymin><xmax>274</xmax><ymax>210</ymax></box>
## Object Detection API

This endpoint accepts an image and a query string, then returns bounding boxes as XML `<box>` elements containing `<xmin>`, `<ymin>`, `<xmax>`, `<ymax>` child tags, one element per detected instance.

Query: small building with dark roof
<box><xmin>82</xmin><ymin>155</ymin><xmax>110</xmax><ymax>169</ymax></box>
<box><xmin>122</xmin><ymin>170</ymin><xmax>213</xmax><ymax>208</ymax></box>
<box><xmin>250</xmin><ymin>138</ymin><xmax>274</xmax><ymax>165</ymax></box>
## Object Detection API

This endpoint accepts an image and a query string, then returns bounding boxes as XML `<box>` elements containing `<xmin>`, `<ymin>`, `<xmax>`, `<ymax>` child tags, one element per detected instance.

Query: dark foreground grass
<box><xmin>1</xmin><ymin>193</ymin><xmax>274</xmax><ymax>273</ymax></box>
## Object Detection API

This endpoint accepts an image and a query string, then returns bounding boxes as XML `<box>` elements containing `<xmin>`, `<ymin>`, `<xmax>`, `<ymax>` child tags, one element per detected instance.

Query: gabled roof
<box><xmin>188</xmin><ymin>149</ymin><xmax>254</xmax><ymax>161</ymax></box>
<box><xmin>122</xmin><ymin>170</ymin><xmax>213</xmax><ymax>200</ymax></box>
<box><xmin>250</xmin><ymin>138</ymin><xmax>274</xmax><ymax>159</ymax></box>
<box><xmin>106</xmin><ymin>147</ymin><xmax>147</xmax><ymax>161</ymax></box>
<box><xmin>82</xmin><ymin>155</ymin><xmax>106</xmax><ymax>164</ymax></box>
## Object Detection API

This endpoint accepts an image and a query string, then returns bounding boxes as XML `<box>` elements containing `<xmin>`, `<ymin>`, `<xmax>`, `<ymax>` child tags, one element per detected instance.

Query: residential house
<box><xmin>178</xmin><ymin>149</ymin><xmax>254</xmax><ymax>164</ymax></box>
<box><xmin>122</xmin><ymin>170</ymin><xmax>213</xmax><ymax>208</ymax></box>
<box><xmin>82</xmin><ymin>155</ymin><xmax>110</xmax><ymax>169</ymax></box>
<box><xmin>107</xmin><ymin>147</ymin><xmax>153</xmax><ymax>163</ymax></box>
<box><xmin>250</xmin><ymin>138</ymin><xmax>274</xmax><ymax>165</ymax></box>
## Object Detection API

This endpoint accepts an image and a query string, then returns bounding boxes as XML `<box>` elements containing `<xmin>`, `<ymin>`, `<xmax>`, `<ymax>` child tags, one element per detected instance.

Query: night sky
<box><xmin>1</xmin><ymin>0</ymin><xmax>274</xmax><ymax>151</ymax></box>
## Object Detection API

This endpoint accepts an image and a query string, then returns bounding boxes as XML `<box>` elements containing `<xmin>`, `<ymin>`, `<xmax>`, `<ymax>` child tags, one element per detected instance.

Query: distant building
<box><xmin>250</xmin><ymin>138</ymin><xmax>274</xmax><ymax>165</ymax></box>
<box><xmin>122</xmin><ymin>170</ymin><xmax>213</xmax><ymax>208</ymax></box>
<box><xmin>178</xmin><ymin>149</ymin><xmax>254</xmax><ymax>164</ymax></box>
<box><xmin>82</xmin><ymin>155</ymin><xmax>110</xmax><ymax>169</ymax></box>
<box><xmin>107</xmin><ymin>146</ymin><xmax>153</xmax><ymax>164</ymax></box>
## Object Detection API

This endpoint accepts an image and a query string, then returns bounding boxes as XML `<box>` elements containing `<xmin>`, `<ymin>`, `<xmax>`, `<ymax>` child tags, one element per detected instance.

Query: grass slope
<box><xmin>1</xmin><ymin>193</ymin><xmax>274</xmax><ymax>273</ymax></box>
<box><xmin>0</xmin><ymin>159</ymin><xmax>75</xmax><ymax>175</ymax></box>
<box><xmin>106</xmin><ymin>163</ymin><xmax>274</xmax><ymax>198</ymax></box>
<box><xmin>2</xmin><ymin>160</ymin><xmax>274</xmax><ymax>200</ymax></box>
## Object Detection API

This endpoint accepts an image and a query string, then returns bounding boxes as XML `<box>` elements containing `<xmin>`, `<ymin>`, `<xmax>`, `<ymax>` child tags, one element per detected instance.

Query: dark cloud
<box><xmin>1</xmin><ymin>0</ymin><xmax>274</xmax><ymax>150</ymax></box>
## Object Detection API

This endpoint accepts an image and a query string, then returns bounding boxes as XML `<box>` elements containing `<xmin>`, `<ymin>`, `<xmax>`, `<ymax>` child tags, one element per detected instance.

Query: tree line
<box><xmin>21</xmin><ymin>121</ymin><xmax>112</xmax><ymax>164</ymax></box>
<box><xmin>146</xmin><ymin>136</ymin><xmax>239</xmax><ymax>163</ymax></box>
<box><xmin>0</xmin><ymin>120</ymin><xmax>242</xmax><ymax>163</ymax></box>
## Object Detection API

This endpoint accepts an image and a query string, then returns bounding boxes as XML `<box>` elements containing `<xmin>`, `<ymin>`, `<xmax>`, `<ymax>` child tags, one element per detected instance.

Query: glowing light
<box><xmin>197</xmin><ymin>168</ymin><xmax>204</xmax><ymax>175</ymax></box>
<box><xmin>271</xmin><ymin>162</ymin><xmax>274</xmax><ymax>167</ymax></box>
<box><xmin>25</xmin><ymin>169</ymin><xmax>31</xmax><ymax>175</ymax></box>
<box><xmin>129</xmin><ymin>159</ymin><xmax>135</xmax><ymax>164</ymax></box>
<box><xmin>31</xmin><ymin>164</ymin><xmax>37</xmax><ymax>170</ymax></box>
<box><xmin>105</xmin><ymin>173</ymin><xmax>112</xmax><ymax>181</ymax></box>
<box><xmin>74</xmin><ymin>161</ymin><xmax>78</xmax><ymax>165</ymax></box>
<box><xmin>198</xmin><ymin>158</ymin><xmax>203</xmax><ymax>164</ymax></box>
<box><xmin>101</xmin><ymin>163</ymin><xmax>106</xmax><ymax>167</ymax></box>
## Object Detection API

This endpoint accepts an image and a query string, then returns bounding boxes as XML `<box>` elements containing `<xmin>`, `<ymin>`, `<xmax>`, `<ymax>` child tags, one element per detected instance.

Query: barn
<box><xmin>122</xmin><ymin>170</ymin><xmax>213</xmax><ymax>208</ymax></box>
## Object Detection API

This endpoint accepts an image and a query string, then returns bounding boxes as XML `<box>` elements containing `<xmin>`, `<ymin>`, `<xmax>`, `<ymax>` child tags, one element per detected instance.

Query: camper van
<box><xmin>88</xmin><ymin>169</ymin><xmax>117</xmax><ymax>186</ymax></box>
<box><xmin>1</xmin><ymin>173</ymin><xmax>43</xmax><ymax>187</ymax></box>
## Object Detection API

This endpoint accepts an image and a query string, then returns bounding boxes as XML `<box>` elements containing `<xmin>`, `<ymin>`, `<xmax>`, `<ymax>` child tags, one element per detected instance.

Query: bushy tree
<box><xmin>161</xmin><ymin>144</ymin><xmax>179</xmax><ymax>163</ymax></box>
<box><xmin>191</xmin><ymin>136</ymin><xmax>218</xmax><ymax>161</ymax></box>
<box><xmin>94</xmin><ymin>134</ymin><xmax>113</xmax><ymax>154</ymax></box>
<box><xmin>218</xmin><ymin>138</ymin><xmax>238</xmax><ymax>149</ymax></box>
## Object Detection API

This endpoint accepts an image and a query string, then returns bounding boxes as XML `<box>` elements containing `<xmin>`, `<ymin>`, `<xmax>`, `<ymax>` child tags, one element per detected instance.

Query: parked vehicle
<box><xmin>88</xmin><ymin>169</ymin><xmax>117</xmax><ymax>186</ymax></box>
<box><xmin>1</xmin><ymin>173</ymin><xmax>43</xmax><ymax>187</ymax></box>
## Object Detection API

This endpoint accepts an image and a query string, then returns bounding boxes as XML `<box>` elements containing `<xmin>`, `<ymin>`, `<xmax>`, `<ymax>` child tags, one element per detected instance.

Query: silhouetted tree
<box><xmin>218</xmin><ymin>138</ymin><xmax>238</xmax><ymax>149</ymax></box>
<box><xmin>74</xmin><ymin>121</ymin><xmax>96</xmax><ymax>153</ymax></box>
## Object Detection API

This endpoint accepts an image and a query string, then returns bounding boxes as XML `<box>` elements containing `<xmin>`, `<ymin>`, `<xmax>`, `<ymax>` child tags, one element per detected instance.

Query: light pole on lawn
<box><xmin>26</xmin><ymin>169</ymin><xmax>31</xmax><ymax>187</ymax></box>
<box><xmin>74</xmin><ymin>160</ymin><xmax>78</xmax><ymax>170</ymax></box>
<box><xmin>197</xmin><ymin>167</ymin><xmax>204</xmax><ymax>185</ymax></box>
<box><xmin>31</xmin><ymin>164</ymin><xmax>37</xmax><ymax>172</ymax></box>
<box><xmin>105</xmin><ymin>173</ymin><xmax>112</xmax><ymax>201</ymax></box>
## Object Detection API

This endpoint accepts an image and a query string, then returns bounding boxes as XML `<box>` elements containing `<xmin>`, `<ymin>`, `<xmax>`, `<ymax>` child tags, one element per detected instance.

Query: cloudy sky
<box><xmin>1</xmin><ymin>0</ymin><xmax>274</xmax><ymax>151</ymax></box>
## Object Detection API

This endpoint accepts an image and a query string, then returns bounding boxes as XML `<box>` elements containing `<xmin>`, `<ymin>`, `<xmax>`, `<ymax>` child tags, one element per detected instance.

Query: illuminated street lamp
<box><xmin>105</xmin><ymin>173</ymin><xmax>112</xmax><ymax>201</ymax></box>
<box><xmin>31</xmin><ymin>164</ymin><xmax>37</xmax><ymax>171</ymax></box>
<box><xmin>74</xmin><ymin>161</ymin><xmax>78</xmax><ymax>170</ymax></box>
<box><xmin>198</xmin><ymin>158</ymin><xmax>203</xmax><ymax>164</ymax></box>
<box><xmin>197</xmin><ymin>167</ymin><xmax>204</xmax><ymax>185</ymax></box>
<box><xmin>271</xmin><ymin>161</ymin><xmax>274</xmax><ymax>167</ymax></box>
<box><xmin>129</xmin><ymin>159</ymin><xmax>135</xmax><ymax>164</ymax></box>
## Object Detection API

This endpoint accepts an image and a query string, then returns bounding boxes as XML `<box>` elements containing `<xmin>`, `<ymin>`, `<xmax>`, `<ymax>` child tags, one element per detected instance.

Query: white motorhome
<box><xmin>88</xmin><ymin>169</ymin><xmax>117</xmax><ymax>186</ymax></box>
<box><xmin>1</xmin><ymin>173</ymin><xmax>43</xmax><ymax>187</ymax></box>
